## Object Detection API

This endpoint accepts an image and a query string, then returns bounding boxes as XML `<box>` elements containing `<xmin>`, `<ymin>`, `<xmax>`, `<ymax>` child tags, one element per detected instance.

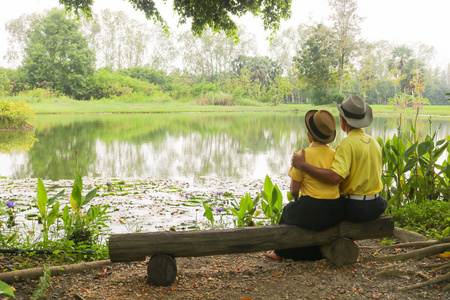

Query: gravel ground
<box><xmin>1</xmin><ymin>177</ymin><xmax>449</xmax><ymax>299</ymax></box>
<box><xmin>2</xmin><ymin>240</ymin><xmax>449</xmax><ymax>300</ymax></box>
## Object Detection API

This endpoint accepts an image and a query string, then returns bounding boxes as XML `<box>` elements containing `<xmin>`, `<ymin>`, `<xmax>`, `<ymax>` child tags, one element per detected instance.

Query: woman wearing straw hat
<box><xmin>266</xmin><ymin>109</ymin><xmax>344</xmax><ymax>262</ymax></box>
<box><xmin>291</xmin><ymin>95</ymin><xmax>387</xmax><ymax>222</ymax></box>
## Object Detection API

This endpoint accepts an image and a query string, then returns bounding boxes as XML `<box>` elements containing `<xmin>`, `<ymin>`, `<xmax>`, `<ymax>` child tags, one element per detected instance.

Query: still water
<box><xmin>1</xmin><ymin>112</ymin><xmax>449</xmax><ymax>182</ymax></box>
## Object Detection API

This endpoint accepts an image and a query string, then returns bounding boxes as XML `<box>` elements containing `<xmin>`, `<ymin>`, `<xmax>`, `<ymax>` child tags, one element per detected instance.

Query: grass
<box><xmin>4</xmin><ymin>95</ymin><xmax>450</xmax><ymax>115</ymax></box>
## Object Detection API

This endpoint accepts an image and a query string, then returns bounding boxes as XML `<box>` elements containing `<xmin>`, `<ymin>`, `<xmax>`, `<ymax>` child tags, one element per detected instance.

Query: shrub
<box><xmin>388</xmin><ymin>200</ymin><xmax>450</xmax><ymax>238</ymax></box>
<box><xmin>329</xmin><ymin>93</ymin><xmax>345</xmax><ymax>104</ymax></box>
<box><xmin>0</xmin><ymin>99</ymin><xmax>35</xmax><ymax>128</ymax></box>
<box><xmin>192</xmin><ymin>79</ymin><xmax>221</xmax><ymax>96</ymax></box>
<box><xmin>85</xmin><ymin>69</ymin><xmax>157</xmax><ymax>100</ymax></box>
<box><xmin>196</xmin><ymin>92</ymin><xmax>236</xmax><ymax>106</ymax></box>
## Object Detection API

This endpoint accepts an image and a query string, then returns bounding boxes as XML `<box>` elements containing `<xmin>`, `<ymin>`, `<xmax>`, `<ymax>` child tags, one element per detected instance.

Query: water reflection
<box><xmin>0</xmin><ymin>112</ymin><xmax>448</xmax><ymax>181</ymax></box>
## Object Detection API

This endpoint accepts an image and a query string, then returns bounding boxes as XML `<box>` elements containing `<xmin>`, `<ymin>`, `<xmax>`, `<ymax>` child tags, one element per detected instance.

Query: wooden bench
<box><xmin>109</xmin><ymin>215</ymin><xmax>394</xmax><ymax>286</ymax></box>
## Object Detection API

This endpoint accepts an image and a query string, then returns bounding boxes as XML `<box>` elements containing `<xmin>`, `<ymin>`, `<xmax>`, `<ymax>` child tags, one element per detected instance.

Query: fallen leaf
<box><xmin>437</xmin><ymin>252</ymin><xmax>450</xmax><ymax>258</ymax></box>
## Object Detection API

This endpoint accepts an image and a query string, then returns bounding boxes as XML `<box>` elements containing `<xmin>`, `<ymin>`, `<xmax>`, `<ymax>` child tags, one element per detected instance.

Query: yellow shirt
<box><xmin>289</xmin><ymin>142</ymin><xmax>340</xmax><ymax>199</ymax></box>
<box><xmin>331</xmin><ymin>129</ymin><xmax>383</xmax><ymax>195</ymax></box>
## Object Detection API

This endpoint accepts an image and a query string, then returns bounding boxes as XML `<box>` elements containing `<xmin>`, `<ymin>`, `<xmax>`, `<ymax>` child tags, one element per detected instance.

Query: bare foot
<box><xmin>266</xmin><ymin>250</ymin><xmax>283</xmax><ymax>262</ymax></box>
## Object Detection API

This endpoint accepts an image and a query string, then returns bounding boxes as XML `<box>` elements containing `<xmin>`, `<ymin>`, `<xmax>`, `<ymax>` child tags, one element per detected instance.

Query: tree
<box><xmin>328</xmin><ymin>0</ymin><xmax>363</xmax><ymax>94</ymax></box>
<box><xmin>357</xmin><ymin>57</ymin><xmax>377</xmax><ymax>101</ymax></box>
<box><xmin>293</xmin><ymin>24</ymin><xmax>338</xmax><ymax>105</ymax></box>
<box><xmin>179</xmin><ymin>27</ymin><xmax>257</xmax><ymax>77</ymax></box>
<box><xmin>232</xmin><ymin>55</ymin><xmax>282</xmax><ymax>89</ymax></box>
<box><xmin>388</xmin><ymin>46</ymin><xmax>423</xmax><ymax>94</ymax></box>
<box><xmin>23</xmin><ymin>9</ymin><xmax>95</xmax><ymax>99</ymax></box>
<box><xmin>268</xmin><ymin>25</ymin><xmax>307</xmax><ymax>76</ymax></box>
<box><xmin>4</xmin><ymin>13</ymin><xmax>41</xmax><ymax>68</ymax></box>
<box><xmin>59</xmin><ymin>0</ymin><xmax>292</xmax><ymax>40</ymax></box>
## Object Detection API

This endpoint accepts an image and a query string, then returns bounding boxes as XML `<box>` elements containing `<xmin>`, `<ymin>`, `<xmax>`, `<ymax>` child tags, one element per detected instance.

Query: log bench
<box><xmin>109</xmin><ymin>215</ymin><xmax>394</xmax><ymax>286</ymax></box>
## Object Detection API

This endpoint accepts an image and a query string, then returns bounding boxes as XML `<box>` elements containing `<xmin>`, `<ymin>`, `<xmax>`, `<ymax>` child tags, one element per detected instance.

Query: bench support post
<box><xmin>147</xmin><ymin>255</ymin><xmax>177</xmax><ymax>286</ymax></box>
<box><xmin>320</xmin><ymin>238</ymin><xmax>359</xmax><ymax>267</ymax></box>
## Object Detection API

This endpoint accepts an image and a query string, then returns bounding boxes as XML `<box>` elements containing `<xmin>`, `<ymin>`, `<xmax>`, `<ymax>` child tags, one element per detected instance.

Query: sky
<box><xmin>0</xmin><ymin>0</ymin><xmax>449</xmax><ymax>68</ymax></box>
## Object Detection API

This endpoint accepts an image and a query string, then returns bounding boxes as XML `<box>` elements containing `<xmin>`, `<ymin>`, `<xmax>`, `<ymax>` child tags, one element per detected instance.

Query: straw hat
<box><xmin>334</xmin><ymin>95</ymin><xmax>373</xmax><ymax>128</ymax></box>
<box><xmin>305</xmin><ymin>110</ymin><xmax>336</xmax><ymax>144</ymax></box>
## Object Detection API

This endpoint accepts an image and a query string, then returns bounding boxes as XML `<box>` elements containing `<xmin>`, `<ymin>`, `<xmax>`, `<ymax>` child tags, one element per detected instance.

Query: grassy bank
<box><xmin>4</xmin><ymin>96</ymin><xmax>450</xmax><ymax>116</ymax></box>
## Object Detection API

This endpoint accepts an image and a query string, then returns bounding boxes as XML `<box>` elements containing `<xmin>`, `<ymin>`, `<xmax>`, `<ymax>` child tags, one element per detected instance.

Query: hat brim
<box><xmin>305</xmin><ymin>110</ymin><xmax>336</xmax><ymax>144</ymax></box>
<box><xmin>334</xmin><ymin>101</ymin><xmax>373</xmax><ymax>128</ymax></box>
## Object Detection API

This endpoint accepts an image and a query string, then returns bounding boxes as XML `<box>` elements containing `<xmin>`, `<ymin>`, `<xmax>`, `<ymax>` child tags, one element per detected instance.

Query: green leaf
<box><xmin>271</xmin><ymin>187</ymin><xmax>278</xmax><ymax>207</ymax></box>
<box><xmin>403</xmin><ymin>142</ymin><xmax>417</xmax><ymax>160</ymax></box>
<box><xmin>202</xmin><ymin>202</ymin><xmax>214</xmax><ymax>227</ymax></box>
<box><xmin>37</xmin><ymin>178</ymin><xmax>48</xmax><ymax>218</ymax></box>
<box><xmin>403</xmin><ymin>157</ymin><xmax>419</xmax><ymax>173</ymax></box>
<box><xmin>418</xmin><ymin>140</ymin><xmax>432</xmax><ymax>156</ymax></box>
<box><xmin>0</xmin><ymin>280</ymin><xmax>16</xmax><ymax>298</ymax></box>
<box><xmin>48</xmin><ymin>189</ymin><xmax>65</xmax><ymax>206</ymax></box>
<box><xmin>47</xmin><ymin>202</ymin><xmax>60</xmax><ymax>227</ymax></box>
<box><xmin>82</xmin><ymin>188</ymin><xmax>98</xmax><ymax>207</ymax></box>
<box><xmin>286</xmin><ymin>192</ymin><xmax>294</xmax><ymax>201</ymax></box>
<box><xmin>70</xmin><ymin>185</ymin><xmax>82</xmax><ymax>212</ymax></box>
<box><xmin>433</xmin><ymin>141</ymin><xmax>448</xmax><ymax>159</ymax></box>
<box><xmin>263</xmin><ymin>175</ymin><xmax>274</xmax><ymax>195</ymax></box>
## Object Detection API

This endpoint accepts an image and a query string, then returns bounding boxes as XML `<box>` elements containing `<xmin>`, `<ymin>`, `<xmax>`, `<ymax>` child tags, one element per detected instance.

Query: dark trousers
<box><xmin>274</xmin><ymin>195</ymin><xmax>344</xmax><ymax>261</ymax></box>
<box><xmin>343</xmin><ymin>195</ymin><xmax>387</xmax><ymax>222</ymax></box>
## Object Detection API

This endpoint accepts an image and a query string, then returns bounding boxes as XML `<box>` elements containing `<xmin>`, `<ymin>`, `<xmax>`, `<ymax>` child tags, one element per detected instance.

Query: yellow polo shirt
<box><xmin>289</xmin><ymin>142</ymin><xmax>340</xmax><ymax>199</ymax></box>
<box><xmin>331</xmin><ymin>129</ymin><xmax>383</xmax><ymax>195</ymax></box>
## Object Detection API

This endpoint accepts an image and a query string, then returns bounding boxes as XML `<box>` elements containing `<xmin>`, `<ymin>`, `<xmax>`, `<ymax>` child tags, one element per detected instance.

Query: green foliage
<box><xmin>23</xmin><ymin>9</ymin><xmax>95</xmax><ymax>99</ymax></box>
<box><xmin>0</xmin><ymin>280</ymin><xmax>15</xmax><ymax>298</ymax></box>
<box><xmin>294</xmin><ymin>24</ymin><xmax>338</xmax><ymax>105</ymax></box>
<box><xmin>86</xmin><ymin>68</ymin><xmax>156</xmax><ymax>99</ymax></box>
<box><xmin>36</xmin><ymin>178</ymin><xmax>64</xmax><ymax>247</ymax></box>
<box><xmin>378</xmin><ymin>118</ymin><xmax>450</xmax><ymax>208</ymax></box>
<box><xmin>0</xmin><ymin>100</ymin><xmax>35</xmax><ymax>128</ymax></box>
<box><xmin>229</xmin><ymin>193</ymin><xmax>260</xmax><ymax>227</ymax></box>
<box><xmin>202</xmin><ymin>202</ymin><xmax>215</xmax><ymax>228</ymax></box>
<box><xmin>85</xmin><ymin>68</ymin><xmax>157</xmax><ymax>100</ymax></box>
<box><xmin>192</xmin><ymin>79</ymin><xmax>221</xmax><ymax>96</ymax></box>
<box><xmin>119</xmin><ymin>67</ymin><xmax>174</xmax><ymax>91</ymax></box>
<box><xmin>59</xmin><ymin>0</ymin><xmax>292</xmax><ymax>40</ymax></box>
<box><xmin>260</xmin><ymin>175</ymin><xmax>283</xmax><ymax>225</ymax></box>
<box><xmin>388</xmin><ymin>92</ymin><xmax>411</xmax><ymax>110</ymax></box>
<box><xmin>232</xmin><ymin>55</ymin><xmax>283</xmax><ymax>88</ymax></box>
<box><xmin>63</xmin><ymin>171</ymin><xmax>110</xmax><ymax>243</ymax></box>
<box><xmin>388</xmin><ymin>46</ymin><xmax>424</xmax><ymax>94</ymax></box>
<box><xmin>388</xmin><ymin>200</ymin><xmax>450</xmax><ymax>239</ymax></box>
<box><xmin>329</xmin><ymin>93</ymin><xmax>345</xmax><ymax>104</ymax></box>
<box><xmin>196</xmin><ymin>92</ymin><xmax>236</xmax><ymax>106</ymax></box>
<box><xmin>30</xmin><ymin>265</ymin><xmax>51</xmax><ymax>300</ymax></box>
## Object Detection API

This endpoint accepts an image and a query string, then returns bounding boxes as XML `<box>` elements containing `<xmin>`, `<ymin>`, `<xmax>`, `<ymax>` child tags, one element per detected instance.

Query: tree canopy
<box><xmin>24</xmin><ymin>9</ymin><xmax>95</xmax><ymax>99</ymax></box>
<box><xmin>58</xmin><ymin>0</ymin><xmax>292</xmax><ymax>39</ymax></box>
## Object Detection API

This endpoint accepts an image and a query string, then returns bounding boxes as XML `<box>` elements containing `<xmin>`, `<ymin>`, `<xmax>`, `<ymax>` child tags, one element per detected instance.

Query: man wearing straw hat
<box><xmin>292</xmin><ymin>95</ymin><xmax>387</xmax><ymax>222</ymax></box>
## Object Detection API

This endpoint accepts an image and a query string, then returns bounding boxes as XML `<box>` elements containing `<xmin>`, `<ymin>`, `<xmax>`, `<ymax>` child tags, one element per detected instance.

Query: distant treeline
<box><xmin>1</xmin><ymin>8</ymin><xmax>449</xmax><ymax>105</ymax></box>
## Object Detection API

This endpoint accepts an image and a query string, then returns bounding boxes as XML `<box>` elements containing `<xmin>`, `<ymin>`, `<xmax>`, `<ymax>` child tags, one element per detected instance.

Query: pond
<box><xmin>1</xmin><ymin>112</ymin><xmax>449</xmax><ymax>182</ymax></box>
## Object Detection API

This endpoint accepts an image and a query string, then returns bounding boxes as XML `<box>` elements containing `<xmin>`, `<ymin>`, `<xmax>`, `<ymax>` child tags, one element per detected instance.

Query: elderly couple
<box><xmin>267</xmin><ymin>95</ymin><xmax>387</xmax><ymax>261</ymax></box>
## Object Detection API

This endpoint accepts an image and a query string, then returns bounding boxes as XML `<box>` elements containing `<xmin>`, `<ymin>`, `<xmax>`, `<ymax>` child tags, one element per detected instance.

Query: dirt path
<box><xmin>3</xmin><ymin>239</ymin><xmax>449</xmax><ymax>300</ymax></box>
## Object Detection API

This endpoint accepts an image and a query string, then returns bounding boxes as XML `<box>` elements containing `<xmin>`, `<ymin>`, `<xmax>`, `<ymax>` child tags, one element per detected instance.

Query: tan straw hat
<box><xmin>334</xmin><ymin>95</ymin><xmax>373</xmax><ymax>128</ymax></box>
<box><xmin>305</xmin><ymin>110</ymin><xmax>336</xmax><ymax>144</ymax></box>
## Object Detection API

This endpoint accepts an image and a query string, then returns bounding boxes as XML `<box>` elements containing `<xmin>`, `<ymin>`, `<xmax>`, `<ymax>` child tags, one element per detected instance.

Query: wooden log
<box><xmin>109</xmin><ymin>216</ymin><xmax>394</xmax><ymax>263</ymax></box>
<box><xmin>321</xmin><ymin>238</ymin><xmax>359</xmax><ymax>267</ymax></box>
<box><xmin>110</xmin><ymin>225</ymin><xmax>338</xmax><ymax>263</ymax></box>
<box><xmin>147</xmin><ymin>255</ymin><xmax>177</xmax><ymax>286</ymax></box>
<box><xmin>338</xmin><ymin>216</ymin><xmax>394</xmax><ymax>240</ymax></box>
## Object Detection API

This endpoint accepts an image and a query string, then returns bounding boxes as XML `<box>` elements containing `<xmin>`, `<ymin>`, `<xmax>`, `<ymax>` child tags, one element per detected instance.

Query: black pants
<box><xmin>274</xmin><ymin>195</ymin><xmax>344</xmax><ymax>261</ymax></box>
<box><xmin>343</xmin><ymin>195</ymin><xmax>387</xmax><ymax>222</ymax></box>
